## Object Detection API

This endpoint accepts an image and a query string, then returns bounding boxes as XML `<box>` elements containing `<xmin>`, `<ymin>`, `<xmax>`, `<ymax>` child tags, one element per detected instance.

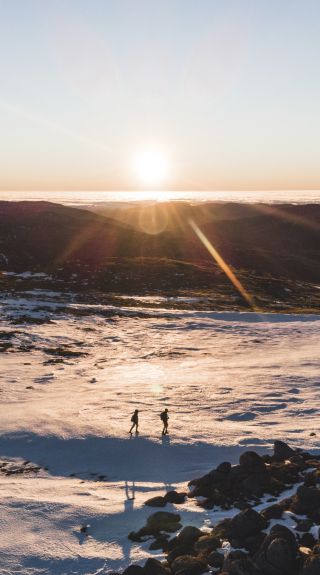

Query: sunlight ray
<box><xmin>189</xmin><ymin>218</ymin><xmax>258</xmax><ymax>311</ymax></box>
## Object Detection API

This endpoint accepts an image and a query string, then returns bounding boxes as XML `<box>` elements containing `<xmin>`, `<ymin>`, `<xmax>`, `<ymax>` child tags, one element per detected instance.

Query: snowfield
<box><xmin>0</xmin><ymin>289</ymin><xmax>319</xmax><ymax>574</ymax></box>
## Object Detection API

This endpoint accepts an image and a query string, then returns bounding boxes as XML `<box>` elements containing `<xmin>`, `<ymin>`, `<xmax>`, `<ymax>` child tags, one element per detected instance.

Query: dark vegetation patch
<box><xmin>43</xmin><ymin>346</ymin><xmax>88</xmax><ymax>358</ymax></box>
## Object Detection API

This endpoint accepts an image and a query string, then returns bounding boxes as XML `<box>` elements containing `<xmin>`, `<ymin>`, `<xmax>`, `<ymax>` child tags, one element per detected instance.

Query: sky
<box><xmin>0</xmin><ymin>0</ymin><xmax>320</xmax><ymax>191</ymax></box>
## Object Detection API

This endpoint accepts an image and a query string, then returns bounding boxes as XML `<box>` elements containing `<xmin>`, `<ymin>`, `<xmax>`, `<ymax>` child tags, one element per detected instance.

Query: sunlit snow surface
<box><xmin>0</xmin><ymin>289</ymin><xmax>319</xmax><ymax>574</ymax></box>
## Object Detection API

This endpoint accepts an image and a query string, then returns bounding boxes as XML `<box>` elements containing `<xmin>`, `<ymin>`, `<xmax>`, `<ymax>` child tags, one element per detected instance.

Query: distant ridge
<box><xmin>0</xmin><ymin>200</ymin><xmax>319</xmax><ymax>283</ymax></box>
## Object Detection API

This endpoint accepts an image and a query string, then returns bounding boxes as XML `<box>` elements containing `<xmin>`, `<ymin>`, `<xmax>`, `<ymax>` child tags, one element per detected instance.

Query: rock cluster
<box><xmin>0</xmin><ymin>459</ymin><xmax>43</xmax><ymax>475</ymax></box>
<box><xmin>123</xmin><ymin>442</ymin><xmax>320</xmax><ymax>575</ymax></box>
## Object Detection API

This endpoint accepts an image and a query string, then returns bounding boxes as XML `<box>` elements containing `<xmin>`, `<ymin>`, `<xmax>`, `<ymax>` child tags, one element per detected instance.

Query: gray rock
<box><xmin>301</xmin><ymin>555</ymin><xmax>320</xmax><ymax>575</ymax></box>
<box><xmin>273</xmin><ymin>440</ymin><xmax>295</xmax><ymax>461</ymax></box>
<box><xmin>261</xmin><ymin>504</ymin><xmax>283</xmax><ymax>520</ymax></box>
<box><xmin>254</xmin><ymin>524</ymin><xmax>298</xmax><ymax>575</ymax></box>
<box><xmin>194</xmin><ymin>534</ymin><xmax>220</xmax><ymax>552</ymax></box>
<box><xmin>164</xmin><ymin>491</ymin><xmax>186</xmax><ymax>504</ymax></box>
<box><xmin>295</xmin><ymin>519</ymin><xmax>314</xmax><ymax>532</ymax></box>
<box><xmin>144</xmin><ymin>558</ymin><xmax>171</xmax><ymax>575</ymax></box>
<box><xmin>177</xmin><ymin>526</ymin><xmax>203</xmax><ymax>546</ymax></box>
<box><xmin>265</xmin><ymin>538</ymin><xmax>296</xmax><ymax>574</ymax></box>
<box><xmin>123</xmin><ymin>566</ymin><xmax>145</xmax><ymax>575</ymax></box>
<box><xmin>207</xmin><ymin>551</ymin><xmax>224</xmax><ymax>568</ymax></box>
<box><xmin>145</xmin><ymin>496</ymin><xmax>167</xmax><ymax>508</ymax></box>
<box><xmin>228</xmin><ymin>508</ymin><xmax>267</xmax><ymax>539</ymax></box>
<box><xmin>147</xmin><ymin>511</ymin><xmax>181</xmax><ymax>532</ymax></box>
<box><xmin>216</xmin><ymin>461</ymin><xmax>232</xmax><ymax>474</ymax></box>
<box><xmin>239</xmin><ymin>451</ymin><xmax>267</xmax><ymax>474</ymax></box>
<box><xmin>171</xmin><ymin>555</ymin><xmax>207</xmax><ymax>575</ymax></box>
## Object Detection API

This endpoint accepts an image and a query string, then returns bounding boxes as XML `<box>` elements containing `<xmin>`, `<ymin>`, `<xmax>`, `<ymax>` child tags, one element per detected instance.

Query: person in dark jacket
<box><xmin>160</xmin><ymin>408</ymin><xmax>169</xmax><ymax>435</ymax></box>
<box><xmin>129</xmin><ymin>409</ymin><xmax>139</xmax><ymax>434</ymax></box>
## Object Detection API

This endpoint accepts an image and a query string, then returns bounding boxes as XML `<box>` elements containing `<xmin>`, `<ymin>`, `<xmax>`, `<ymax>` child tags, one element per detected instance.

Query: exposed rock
<box><xmin>149</xmin><ymin>536</ymin><xmax>169</xmax><ymax>551</ymax></box>
<box><xmin>223</xmin><ymin>550</ymin><xmax>248</xmax><ymax>569</ymax></box>
<box><xmin>144</xmin><ymin>558</ymin><xmax>171</xmax><ymax>575</ymax></box>
<box><xmin>211</xmin><ymin>518</ymin><xmax>233</xmax><ymax>539</ymax></box>
<box><xmin>299</xmin><ymin>533</ymin><xmax>316</xmax><ymax>549</ymax></box>
<box><xmin>243</xmin><ymin>533</ymin><xmax>266</xmax><ymax>555</ymax></box>
<box><xmin>164</xmin><ymin>491</ymin><xmax>186</xmax><ymax>504</ymax></box>
<box><xmin>228</xmin><ymin>508</ymin><xmax>267</xmax><ymax>539</ymax></box>
<box><xmin>126</xmin><ymin>443</ymin><xmax>320</xmax><ymax>575</ymax></box>
<box><xmin>273</xmin><ymin>440</ymin><xmax>295</xmax><ymax>461</ymax></box>
<box><xmin>295</xmin><ymin>519</ymin><xmax>314</xmax><ymax>532</ymax></box>
<box><xmin>123</xmin><ymin>565</ymin><xmax>145</xmax><ymax>575</ymax></box>
<box><xmin>207</xmin><ymin>551</ymin><xmax>224</xmax><ymax>568</ymax></box>
<box><xmin>170</xmin><ymin>555</ymin><xmax>207</xmax><ymax>575</ymax></box>
<box><xmin>225</xmin><ymin>558</ymin><xmax>262</xmax><ymax>575</ymax></box>
<box><xmin>239</xmin><ymin>451</ymin><xmax>267</xmax><ymax>474</ymax></box>
<box><xmin>241</xmin><ymin>472</ymin><xmax>273</xmax><ymax>496</ymax></box>
<box><xmin>167</xmin><ymin>546</ymin><xmax>196</xmax><ymax>564</ymax></box>
<box><xmin>177</xmin><ymin>526</ymin><xmax>203</xmax><ymax>546</ymax></box>
<box><xmin>216</xmin><ymin>461</ymin><xmax>232</xmax><ymax>474</ymax></box>
<box><xmin>254</xmin><ymin>524</ymin><xmax>298</xmax><ymax>575</ymax></box>
<box><xmin>300</xmin><ymin>554</ymin><xmax>320</xmax><ymax>574</ymax></box>
<box><xmin>261</xmin><ymin>504</ymin><xmax>283</xmax><ymax>520</ymax></box>
<box><xmin>194</xmin><ymin>534</ymin><xmax>220</xmax><ymax>552</ymax></box>
<box><xmin>145</xmin><ymin>496</ymin><xmax>167</xmax><ymax>508</ymax></box>
<box><xmin>146</xmin><ymin>512</ymin><xmax>181</xmax><ymax>533</ymax></box>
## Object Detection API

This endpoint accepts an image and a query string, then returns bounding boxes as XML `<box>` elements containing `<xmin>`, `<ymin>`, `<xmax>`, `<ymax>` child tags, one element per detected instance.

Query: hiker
<box><xmin>129</xmin><ymin>409</ymin><xmax>139</xmax><ymax>434</ymax></box>
<box><xmin>160</xmin><ymin>408</ymin><xmax>169</xmax><ymax>435</ymax></box>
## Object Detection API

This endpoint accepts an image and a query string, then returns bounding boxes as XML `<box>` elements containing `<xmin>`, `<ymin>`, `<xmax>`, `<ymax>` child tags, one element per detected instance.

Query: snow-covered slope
<box><xmin>0</xmin><ymin>289</ymin><xmax>319</xmax><ymax>573</ymax></box>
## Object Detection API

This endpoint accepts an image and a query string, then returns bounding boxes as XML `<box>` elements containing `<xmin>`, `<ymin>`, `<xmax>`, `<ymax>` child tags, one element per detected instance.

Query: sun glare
<box><xmin>133</xmin><ymin>147</ymin><xmax>169</xmax><ymax>186</ymax></box>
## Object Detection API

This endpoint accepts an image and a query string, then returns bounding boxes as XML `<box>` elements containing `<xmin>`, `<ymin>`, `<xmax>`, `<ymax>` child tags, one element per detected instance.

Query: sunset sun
<box><xmin>133</xmin><ymin>147</ymin><xmax>170</xmax><ymax>186</ymax></box>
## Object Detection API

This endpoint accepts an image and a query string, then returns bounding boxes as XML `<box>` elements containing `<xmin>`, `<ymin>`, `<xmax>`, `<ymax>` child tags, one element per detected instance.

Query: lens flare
<box><xmin>189</xmin><ymin>218</ymin><xmax>258</xmax><ymax>311</ymax></box>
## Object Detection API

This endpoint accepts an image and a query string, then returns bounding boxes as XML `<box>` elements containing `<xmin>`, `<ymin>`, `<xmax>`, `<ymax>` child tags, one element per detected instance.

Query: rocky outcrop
<box><xmin>145</xmin><ymin>492</ymin><xmax>186</xmax><ymax>508</ymax></box>
<box><xmin>125</xmin><ymin>442</ymin><xmax>320</xmax><ymax>575</ymax></box>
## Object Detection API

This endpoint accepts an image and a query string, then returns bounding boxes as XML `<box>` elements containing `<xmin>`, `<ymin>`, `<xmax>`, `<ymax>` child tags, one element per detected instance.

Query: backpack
<box><xmin>131</xmin><ymin>414</ymin><xmax>137</xmax><ymax>423</ymax></box>
<box><xmin>160</xmin><ymin>412</ymin><xmax>167</xmax><ymax>422</ymax></box>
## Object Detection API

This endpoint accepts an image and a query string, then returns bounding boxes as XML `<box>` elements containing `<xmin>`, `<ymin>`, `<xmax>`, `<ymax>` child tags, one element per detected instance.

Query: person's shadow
<box><xmin>122</xmin><ymin>481</ymin><xmax>136</xmax><ymax>565</ymax></box>
<box><xmin>124</xmin><ymin>480</ymin><xmax>135</xmax><ymax>513</ymax></box>
<box><xmin>161</xmin><ymin>434</ymin><xmax>170</xmax><ymax>446</ymax></box>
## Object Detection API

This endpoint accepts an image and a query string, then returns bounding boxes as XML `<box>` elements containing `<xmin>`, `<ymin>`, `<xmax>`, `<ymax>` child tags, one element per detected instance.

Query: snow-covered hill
<box><xmin>0</xmin><ymin>289</ymin><xmax>319</xmax><ymax>573</ymax></box>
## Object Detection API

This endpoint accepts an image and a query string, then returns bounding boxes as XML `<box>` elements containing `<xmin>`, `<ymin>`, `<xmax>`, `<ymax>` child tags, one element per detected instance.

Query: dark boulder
<box><xmin>297</xmin><ymin>486</ymin><xmax>320</xmax><ymax>508</ymax></box>
<box><xmin>170</xmin><ymin>555</ymin><xmax>208</xmax><ymax>575</ymax></box>
<box><xmin>273</xmin><ymin>440</ymin><xmax>295</xmax><ymax>461</ymax></box>
<box><xmin>164</xmin><ymin>491</ymin><xmax>186</xmax><ymax>504</ymax></box>
<box><xmin>261</xmin><ymin>504</ymin><xmax>283</xmax><ymax>520</ymax></box>
<box><xmin>167</xmin><ymin>546</ymin><xmax>196</xmax><ymax>564</ymax></box>
<box><xmin>177</xmin><ymin>526</ymin><xmax>203</xmax><ymax>546</ymax></box>
<box><xmin>290</xmin><ymin>486</ymin><xmax>320</xmax><ymax>515</ymax></box>
<box><xmin>123</xmin><ymin>566</ymin><xmax>145</xmax><ymax>575</ymax></box>
<box><xmin>243</xmin><ymin>532</ymin><xmax>266</xmax><ymax>555</ymax></box>
<box><xmin>299</xmin><ymin>533</ymin><xmax>316</xmax><ymax>549</ymax></box>
<box><xmin>144</xmin><ymin>558</ymin><xmax>171</xmax><ymax>575</ymax></box>
<box><xmin>211</xmin><ymin>518</ymin><xmax>233</xmax><ymax>539</ymax></box>
<box><xmin>149</xmin><ymin>535</ymin><xmax>169</xmax><ymax>551</ymax></box>
<box><xmin>295</xmin><ymin>519</ymin><xmax>314</xmax><ymax>532</ymax></box>
<box><xmin>224</xmin><ymin>551</ymin><xmax>262</xmax><ymax>574</ymax></box>
<box><xmin>194</xmin><ymin>534</ymin><xmax>220</xmax><ymax>552</ymax></box>
<box><xmin>207</xmin><ymin>551</ymin><xmax>224</xmax><ymax>569</ymax></box>
<box><xmin>254</xmin><ymin>524</ymin><xmax>298</xmax><ymax>575</ymax></box>
<box><xmin>241</xmin><ymin>473</ymin><xmax>271</xmax><ymax>496</ymax></box>
<box><xmin>228</xmin><ymin>508</ymin><xmax>267</xmax><ymax>539</ymax></box>
<box><xmin>216</xmin><ymin>461</ymin><xmax>232</xmax><ymax>474</ymax></box>
<box><xmin>146</xmin><ymin>512</ymin><xmax>181</xmax><ymax>533</ymax></box>
<box><xmin>226</xmin><ymin>558</ymin><xmax>262</xmax><ymax>575</ymax></box>
<box><xmin>266</xmin><ymin>538</ymin><xmax>297</xmax><ymax>574</ymax></box>
<box><xmin>300</xmin><ymin>554</ymin><xmax>320</xmax><ymax>574</ymax></box>
<box><xmin>239</xmin><ymin>451</ymin><xmax>267</xmax><ymax>474</ymax></box>
<box><xmin>145</xmin><ymin>496</ymin><xmax>167</xmax><ymax>508</ymax></box>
